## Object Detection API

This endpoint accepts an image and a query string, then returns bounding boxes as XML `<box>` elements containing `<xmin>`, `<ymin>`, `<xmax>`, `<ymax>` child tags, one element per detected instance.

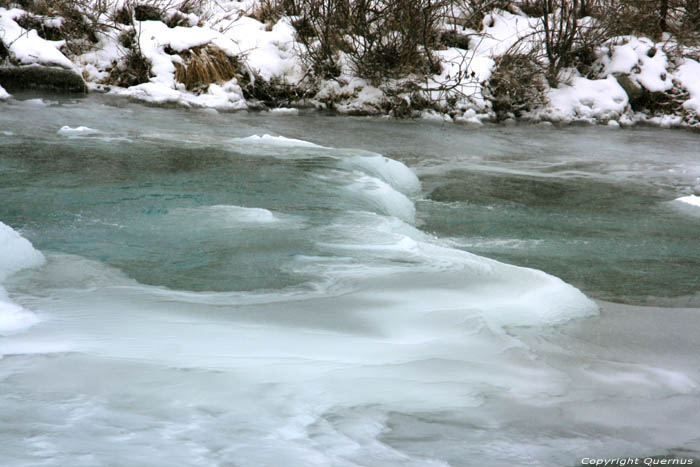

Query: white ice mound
<box><xmin>0</xmin><ymin>221</ymin><xmax>45</xmax><ymax>335</ymax></box>
<box><xmin>335</xmin><ymin>172</ymin><xmax>416</xmax><ymax>224</ymax></box>
<box><xmin>0</xmin><ymin>291</ymin><xmax>39</xmax><ymax>335</ymax></box>
<box><xmin>0</xmin><ymin>221</ymin><xmax>45</xmax><ymax>282</ymax></box>
<box><xmin>675</xmin><ymin>194</ymin><xmax>700</xmax><ymax>208</ymax></box>
<box><xmin>201</xmin><ymin>205</ymin><xmax>279</xmax><ymax>223</ymax></box>
<box><xmin>315</xmin><ymin>212</ymin><xmax>598</xmax><ymax>327</ymax></box>
<box><xmin>57</xmin><ymin>126</ymin><xmax>100</xmax><ymax>136</ymax></box>
<box><xmin>0</xmin><ymin>84</ymin><xmax>10</xmax><ymax>100</ymax></box>
<box><xmin>170</xmin><ymin>205</ymin><xmax>291</xmax><ymax>227</ymax></box>
<box><xmin>339</xmin><ymin>152</ymin><xmax>422</xmax><ymax>197</ymax></box>
<box><xmin>234</xmin><ymin>134</ymin><xmax>323</xmax><ymax>148</ymax></box>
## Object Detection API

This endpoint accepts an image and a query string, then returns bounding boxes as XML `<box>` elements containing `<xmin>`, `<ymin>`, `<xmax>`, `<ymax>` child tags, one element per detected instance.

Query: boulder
<box><xmin>613</xmin><ymin>72</ymin><xmax>644</xmax><ymax>102</ymax></box>
<box><xmin>0</xmin><ymin>65</ymin><xmax>87</xmax><ymax>94</ymax></box>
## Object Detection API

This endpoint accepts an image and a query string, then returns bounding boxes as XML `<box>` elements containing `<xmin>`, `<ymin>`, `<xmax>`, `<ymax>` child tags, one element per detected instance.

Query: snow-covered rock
<box><xmin>0</xmin><ymin>8</ymin><xmax>74</xmax><ymax>69</ymax></box>
<box><xmin>544</xmin><ymin>75</ymin><xmax>629</xmax><ymax>123</ymax></box>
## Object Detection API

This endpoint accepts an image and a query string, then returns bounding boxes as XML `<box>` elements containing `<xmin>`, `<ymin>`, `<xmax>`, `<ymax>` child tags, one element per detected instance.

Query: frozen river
<box><xmin>1</xmin><ymin>94</ymin><xmax>699</xmax><ymax>466</ymax></box>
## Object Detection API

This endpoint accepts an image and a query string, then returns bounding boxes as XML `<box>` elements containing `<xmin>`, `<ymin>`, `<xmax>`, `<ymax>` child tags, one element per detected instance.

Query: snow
<box><xmin>233</xmin><ymin>134</ymin><xmax>323</xmax><ymax>148</ymax></box>
<box><xmin>57</xmin><ymin>126</ymin><xmax>100</xmax><ymax>136</ymax></box>
<box><xmin>269</xmin><ymin>107</ymin><xmax>299</xmax><ymax>114</ymax></box>
<box><xmin>477</xmin><ymin>10</ymin><xmax>539</xmax><ymax>57</ymax></box>
<box><xmin>227</xmin><ymin>16</ymin><xmax>301</xmax><ymax>81</ymax></box>
<box><xmin>676</xmin><ymin>59</ymin><xmax>700</xmax><ymax>115</ymax></box>
<box><xmin>0</xmin><ymin>85</ymin><xmax>9</xmax><ymax>99</ymax></box>
<box><xmin>112</xmin><ymin>80</ymin><xmax>247</xmax><ymax>109</ymax></box>
<box><xmin>82</xmin><ymin>8</ymin><xmax>301</xmax><ymax>108</ymax></box>
<box><xmin>0</xmin><ymin>8</ymin><xmax>74</xmax><ymax>69</ymax></box>
<box><xmin>602</xmin><ymin>37</ymin><xmax>673</xmax><ymax>93</ymax></box>
<box><xmin>3</xmin><ymin>2</ymin><xmax>700</xmax><ymax>125</ymax></box>
<box><xmin>545</xmin><ymin>75</ymin><xmax>629</xmax><ymax>123</ymax></box>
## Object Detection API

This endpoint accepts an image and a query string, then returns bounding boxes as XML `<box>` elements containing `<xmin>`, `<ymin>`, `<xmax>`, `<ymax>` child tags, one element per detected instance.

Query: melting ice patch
<box><xmin>57</xmin><ymin>125</ymin><xmax>101</xmax><ymax>136</ymax></box>
<box><xmin>269</xmin><ymin>107</ymin><xmax>299</xmax><ymax>115</ymax></box>
<box><xmin>675</xmin><ymin>194</ymin><xmax>700</xmax><ymax>208</ymax></box>
<box><xmin>233</xmin><ymin>134</ymin><xmax>324</xmax><ymax>148</ymax></box>
<box><xmin>168</xmin><ymin>205</ymin><xmax>300</xmax><ymax>228</ymax></box>
<box><xmin>0</xmin><ymin>221</ymin><xmax>45</xmax><ymax>335</ymax></box>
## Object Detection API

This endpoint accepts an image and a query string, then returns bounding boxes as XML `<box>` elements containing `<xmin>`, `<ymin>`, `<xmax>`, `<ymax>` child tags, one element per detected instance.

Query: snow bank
<box><xmin>0</xmin><ymin>84</ymin><xmax>9</xmax><ymax>100</ymax></box>
<box><xmin>545</xmin><ymin>75</ymin><xmax>628</xmax><ymax>123</ymax></box>
<box><xmin>601</xmin><ymin>37</ymin><xmax>674</xmax><ymax>93</ymax></box>
<box><xmin>0</xmin><ymin>8</ymin><xmax>74</xmax><ymax>69</ymax></box>
<box><xmin>477</xmin><ymin>10</ymin><xmax>539</xmax><ymax>57</ymax></box>
<box><xmin>676</xmin><ymin>59</ymin><xmax>700</xmax><ymax>115</ymax></box>
<box><xmin>225</xmin><ymin>16</ymin><xmax>302</xmax><ymax>81</ymax></box>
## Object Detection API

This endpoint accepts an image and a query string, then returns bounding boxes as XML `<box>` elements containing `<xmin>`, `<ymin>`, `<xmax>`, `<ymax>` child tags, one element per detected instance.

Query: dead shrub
<box><xmin>514</xmin><ymin>0</ymin><xmax>620</xmax><ymax>86</ymax></box>
<box><xmin>114</xmin><ymin>5</ymin><xmax>133</xmax><ymax>25</ymax></box>
<box><xmin>250</xmin><ymin>0</ymin><xmax>297</xmax><ymax>25</ymax></box>
<box><xmin>14</xmin><ymin>14</ymin><xmax>63</xmax><ymax>40</ymax></box>
<box><xmin>599</xmin><ymin>0</ymin><xmax>669</xmax><ymax>40</ymax></box>
<box><xmin>133</xmin><ymin>3</ymin><xmax>162</xmax><ymax>21</ymax></box>
<box><xmin>629</xmin><ymin>81</ymin><xmax>689</xmax><ymax>115</ymax></box>
<box><xmin>108</xmin><ymin>30</ymin><xmax>151</xmax><ymax>87</ymax></box>
<box><xmin>451</xmin><ymin>0</ymin><xmax>514</xmax><ymax>30</ymax></box>
<box><xmin>485</xmin><ymin>53</ymin><xmax>547</xmax><ymax>119</ymax></box>
<box><xmin>291</xmin><ymin>0</ymin><xmax>446</xmax><ymax>84</ymax></box>
<box><xmin>517</xmin><ymin>0</ymin><xmax>545</xmax><ymax>16</ymax></box>
<box><xmin>240</xmin><ymin>73</ymin><xmax>310</xmax><ymax>107</ymax></box>
<box><xmin>171</xmin><ymin>44</ymin><xmax>240</xmax><ymax>92</ymax></box>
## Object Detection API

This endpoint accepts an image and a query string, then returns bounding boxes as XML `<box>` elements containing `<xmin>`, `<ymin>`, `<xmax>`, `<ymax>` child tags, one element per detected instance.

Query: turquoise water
<box><xmin>1</xmin><ymin>94</ymin><xmax>699</xmax><ymax>466</ymax></box>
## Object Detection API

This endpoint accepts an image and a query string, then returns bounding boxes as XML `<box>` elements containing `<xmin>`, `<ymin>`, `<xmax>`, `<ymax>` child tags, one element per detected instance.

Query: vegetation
<box><xmin>2</xmin><ymin>0</ymin><xmax>700</xmax><ymax>119</ymax></box>
<box><xmin>486</xmin><ymin>53</ymin><xmax>547</xmax><ymax>120</ymax></box>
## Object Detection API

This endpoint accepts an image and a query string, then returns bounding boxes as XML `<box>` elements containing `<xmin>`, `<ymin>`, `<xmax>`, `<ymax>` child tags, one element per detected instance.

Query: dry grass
<box><xmin>172</xmin><ymin>44</ymin><xmax>240</xmax><ymax>92</ymax></box>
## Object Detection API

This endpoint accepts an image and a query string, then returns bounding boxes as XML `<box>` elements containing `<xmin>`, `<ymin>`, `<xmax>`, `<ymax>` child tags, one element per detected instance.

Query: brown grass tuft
<box><xmin>172</xmin><ymin>44</ymin><xmax>240</xmax><ymax>92</ymax></box>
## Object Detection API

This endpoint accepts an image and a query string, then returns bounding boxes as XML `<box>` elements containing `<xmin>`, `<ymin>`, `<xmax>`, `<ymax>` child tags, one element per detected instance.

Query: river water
<box><xmin>1</xmin><ymin>94</ymin><xmax>699</xmax><ymax>466</ymax></box>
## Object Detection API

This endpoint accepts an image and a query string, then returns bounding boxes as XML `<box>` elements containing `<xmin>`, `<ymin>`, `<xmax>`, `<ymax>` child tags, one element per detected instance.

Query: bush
<box><xmin>451</xmin><ymin>0</ymin><xmax>514</xmax><ymax>30</ymax></box>
<box><xmin>291</xmin><ymin>0</ymin><xmax>446</xmax><ymax>84</ymax></box>
<box><xmin>240</xmin><ymin>73</ymin><xmax>310</xmax><ymax>107</ymax></box>
<box><xmin>485</xmin><ymin>53</ymin><xmax>547</xmax><ymax>119</ymax></box>
<box><xmin>250</xmin><ymin>0</ymin><xmax>297</xmax><ymax>25</ymax></box>
<box><xmin>108</xmin><ymin>30</ymin><xmax>151</xmax><ymax>87</ymax></box>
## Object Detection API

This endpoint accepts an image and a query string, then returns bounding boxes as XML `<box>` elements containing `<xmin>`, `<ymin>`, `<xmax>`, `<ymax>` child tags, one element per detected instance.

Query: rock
<box><xmin>0</xmin><ymin>65</ymin><xmax>87</xmax><ymax>94</ymax></box>
<box><xmin>613</xmin><ymin>72</ymin><xmax>644</xmax><ymax>102</ymax></box>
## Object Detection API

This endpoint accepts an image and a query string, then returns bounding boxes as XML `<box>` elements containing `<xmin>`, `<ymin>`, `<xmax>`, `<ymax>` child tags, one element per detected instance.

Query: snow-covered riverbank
<box><xmin>2</xmin><ymin>1</ymin><xmax>700</xmax><ymax>127</ymax></box>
